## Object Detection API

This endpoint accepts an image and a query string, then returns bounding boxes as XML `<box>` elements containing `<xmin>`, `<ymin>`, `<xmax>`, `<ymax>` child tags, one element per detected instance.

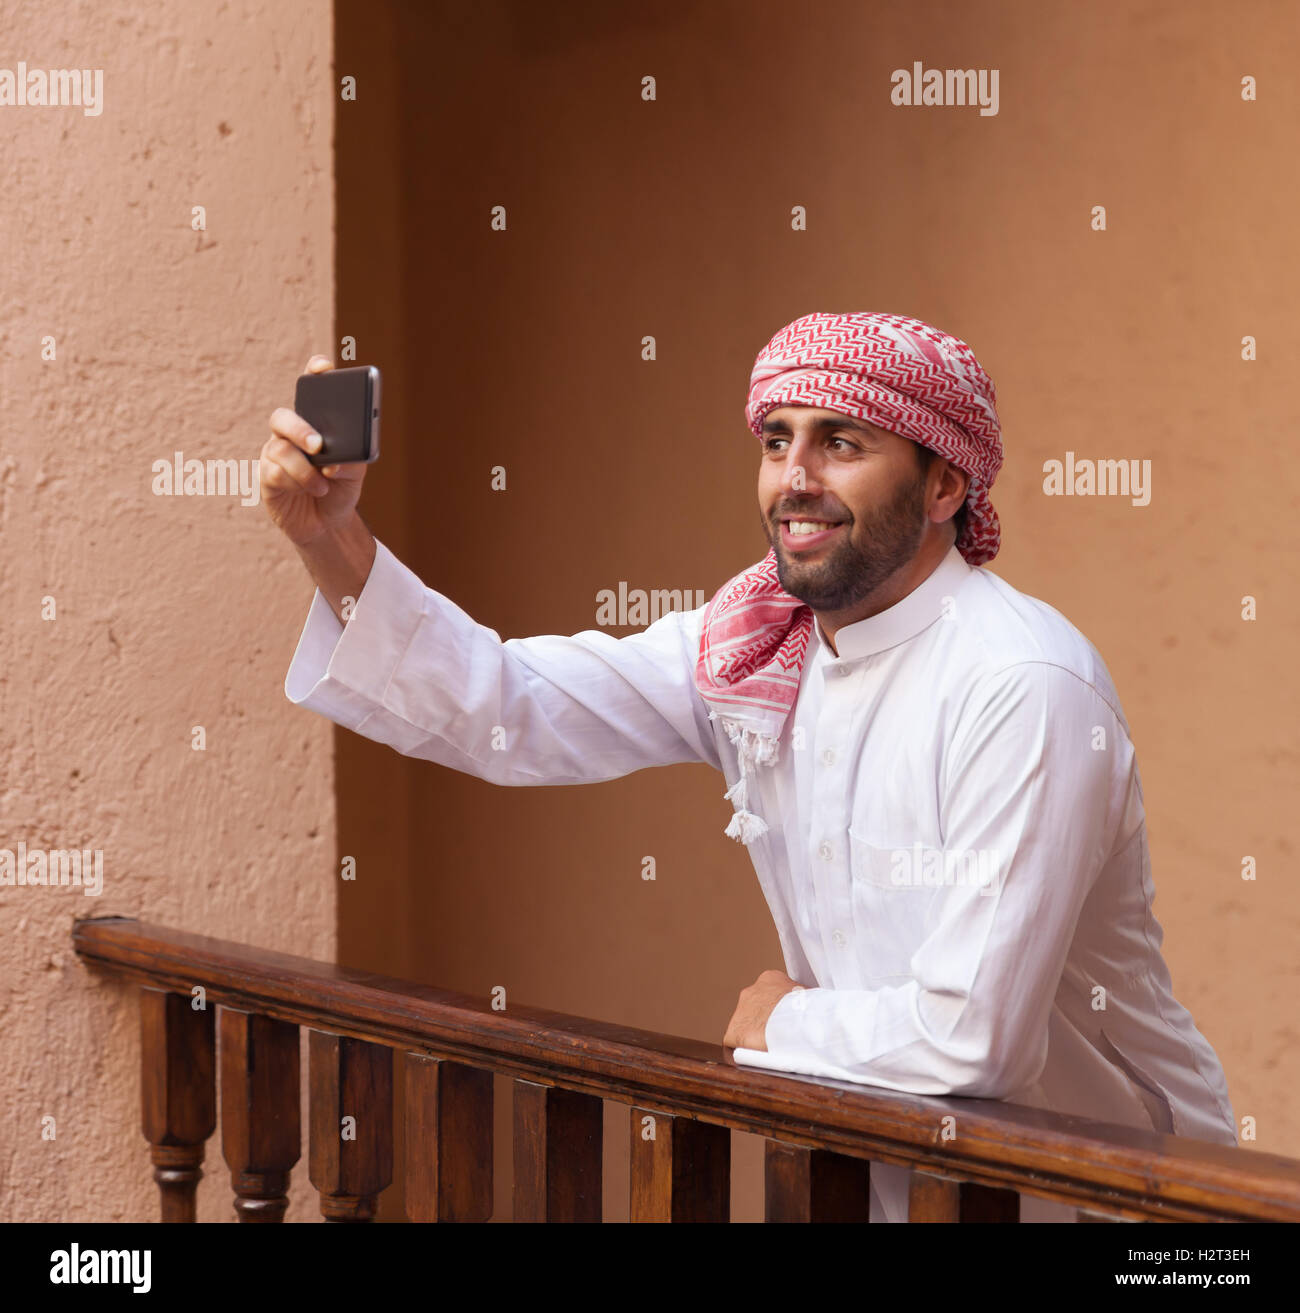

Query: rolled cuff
<box><xmin>283</xmin><ymin>538</ymin><xmax>427</xmax><ymax>730</ymax></box>
<box><xmin>732</xmin><ymin>986</ymin><xmax>843</xmax><ymax>1078</ymax></box>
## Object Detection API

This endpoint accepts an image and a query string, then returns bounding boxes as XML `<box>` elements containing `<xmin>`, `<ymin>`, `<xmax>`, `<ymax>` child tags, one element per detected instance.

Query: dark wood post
<box><xmin>629</xmin><ymin>1106</ymin><xmax>730</xmax><ymax>1222</ymax></box>
<box><xmin>220</xmin><ymin>1008</ymin><xmax>302</xmax><ymax>1221</ymax></box>
<box><xmin>764</xmin><ymin>1139</ymin><xmax>872</xmax><ymax>1222</ymax></box>
<box><xmin>140</xmin><ymin>987</ymin><xmax>216</xmax><ymax>1222</ymax></box>
<box><xmin>513</xmin><ymin>1080</ymin><xmax>602</xmax><ymax>1221</ymax></box>
<box><xmin>308</xmin><ymin>1030</ymin><xmax>393</xmax><ymax>1221</ymax></box>
<box><xmin>909</xmin><ymin>1171</ymin><xmax>1020</xmax><ymax>1221</ymax></box>
<box><xmin>403</xmin><ymin>1053</ymin><xmax>493</xmax><ymax>1221</ymax></box>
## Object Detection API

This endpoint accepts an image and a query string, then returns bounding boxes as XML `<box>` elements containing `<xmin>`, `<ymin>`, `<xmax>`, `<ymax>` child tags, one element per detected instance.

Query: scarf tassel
<box><xmin>711</xmin><ymin>714</ymin><xmax>777</xmax><ymax>844</ymax></box>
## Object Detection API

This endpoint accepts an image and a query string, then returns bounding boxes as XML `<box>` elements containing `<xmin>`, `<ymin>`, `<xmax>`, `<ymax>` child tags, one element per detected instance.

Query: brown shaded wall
<box><xmin>0</xmin><ymin>2</ymin><xmax>336</xmax><ymax>1220</ymax></box>
<box><xmin>338</xmin><ymin>0</ymin><xmax>1299</xmax><ymax>1221</ymax></box>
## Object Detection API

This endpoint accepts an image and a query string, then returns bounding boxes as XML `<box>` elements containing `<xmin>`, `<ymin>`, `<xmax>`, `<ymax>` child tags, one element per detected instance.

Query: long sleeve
<box><xmin>285</xmin><ymin>538</ymin><xmax>723</xmax><ymax>784</ymax></box>
<box><xmin>733</xmin><ymin>660</ymin><xmax>1125</xmax><ymax>1096</ymax></box>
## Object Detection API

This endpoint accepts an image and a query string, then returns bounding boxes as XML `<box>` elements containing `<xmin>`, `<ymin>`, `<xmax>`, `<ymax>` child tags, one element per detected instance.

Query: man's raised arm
<box><xmin>264</xmin><ymin>357</ymin><xmax>722</xmax><ymax>787</ymax></box>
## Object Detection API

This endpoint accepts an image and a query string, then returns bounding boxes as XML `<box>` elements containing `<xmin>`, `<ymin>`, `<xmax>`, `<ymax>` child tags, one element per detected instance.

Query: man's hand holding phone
<box><xmin>263</xmin><ymin>355</ymin><xmax>377</xmax><ymax>621</ymax></box>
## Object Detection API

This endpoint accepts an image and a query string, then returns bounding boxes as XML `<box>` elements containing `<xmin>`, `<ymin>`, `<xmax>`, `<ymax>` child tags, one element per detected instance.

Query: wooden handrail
<box><xmin>73</xmin><ymin>914</ymin><xmax>1300</xmax><ymax>1223</ymax></box>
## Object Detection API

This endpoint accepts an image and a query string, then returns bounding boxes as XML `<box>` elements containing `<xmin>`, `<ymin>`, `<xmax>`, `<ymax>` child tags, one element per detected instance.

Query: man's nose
<box><xmin>779</xmin><ymin>436</ymin><xmax>823</xmax><ymax>496</ymax></box>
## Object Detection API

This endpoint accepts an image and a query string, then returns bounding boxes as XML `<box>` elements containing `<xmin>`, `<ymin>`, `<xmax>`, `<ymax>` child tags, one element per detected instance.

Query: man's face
<box><xmin>756</xmin><ymin>406</ymin><xmax>930</xmax><ymax>612</ymax></box>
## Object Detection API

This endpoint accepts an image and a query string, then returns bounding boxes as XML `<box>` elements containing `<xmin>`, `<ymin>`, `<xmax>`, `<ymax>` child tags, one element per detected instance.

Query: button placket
<box><xmin>807</xmin><ymin>663</ymin><xmax>859</xmax><ymax>978</ymax></box>
<box><xmin>808</xmin><ymin>833</ymin><xmax>855</xmax><ymax>970</ymax></box>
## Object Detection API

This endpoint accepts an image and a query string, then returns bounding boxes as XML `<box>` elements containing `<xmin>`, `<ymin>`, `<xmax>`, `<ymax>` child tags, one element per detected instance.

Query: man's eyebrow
<box><xmin>760</xmin><ymin>414</ymin><xmax>878</xmax><ymax>436</ymax></box>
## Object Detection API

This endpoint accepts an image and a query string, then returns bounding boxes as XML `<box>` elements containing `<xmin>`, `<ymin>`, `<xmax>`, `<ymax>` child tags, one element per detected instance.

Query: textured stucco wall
<box><xmin>0</xmin><ymin>1</ymin><xmax>335</xmax><ymax>1221</ymax></box>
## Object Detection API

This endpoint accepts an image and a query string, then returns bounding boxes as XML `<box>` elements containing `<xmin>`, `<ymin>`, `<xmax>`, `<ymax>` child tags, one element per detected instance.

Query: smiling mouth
<box><xmin>778</xmin><ymin>518</ymin><xmax>849</xmax><ymax>552</ymax></box>
<box><xmin>781</xmin><ymin>517</ymin><xmax>846</xmax><ymax>536</ymax></box>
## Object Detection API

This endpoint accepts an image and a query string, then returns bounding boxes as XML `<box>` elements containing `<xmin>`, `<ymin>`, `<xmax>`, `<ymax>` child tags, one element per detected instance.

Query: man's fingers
<box><xmin>262</xmin><ymin>436</ymin><xmax>330</xmax><ymax>496</ymax></box>
<box><xmin>305</xmin><ymin>355</ymin><xmax>334</xmax><ymax>373</ymax></box>
<box><xmin>268</xmin><ymin>405</ymin><xmax>323</xmax><ymax>455</ymax></box>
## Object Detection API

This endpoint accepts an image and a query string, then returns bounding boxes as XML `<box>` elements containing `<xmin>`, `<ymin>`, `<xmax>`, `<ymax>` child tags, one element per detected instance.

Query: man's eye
<box><xmin>763</xmin><ymin>436</ymin><xmax>856</xmax><ymax>451</ymax></box>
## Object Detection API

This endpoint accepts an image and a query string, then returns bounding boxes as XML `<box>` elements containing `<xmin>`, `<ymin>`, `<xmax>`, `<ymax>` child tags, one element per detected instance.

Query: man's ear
<box><xmin>942</xmin><ymin>464</ymin><xmax>970</xmax><ymax>516</ymax></box>
<box><xmin>928</xmin><ymin>459</ymin><xmax>969</xmax><ymax>523</ymax></box>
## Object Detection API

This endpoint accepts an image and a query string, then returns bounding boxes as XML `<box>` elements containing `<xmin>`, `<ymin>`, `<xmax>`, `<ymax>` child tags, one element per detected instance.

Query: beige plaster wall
<box><xmin>0</xmin><ymin>1</ymin><xmax>336</xmax><ymax>1221</ymax></box>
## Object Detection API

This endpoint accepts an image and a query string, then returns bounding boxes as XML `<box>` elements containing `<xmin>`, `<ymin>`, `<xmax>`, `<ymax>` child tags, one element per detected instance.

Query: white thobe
<box><xmin>285</xmin><ymin>539</ymin><xmax>1238</xmax><ymax>1222</ymax></box>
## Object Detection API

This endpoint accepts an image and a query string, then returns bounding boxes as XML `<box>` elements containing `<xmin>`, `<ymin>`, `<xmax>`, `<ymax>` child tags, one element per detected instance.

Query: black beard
<box><xmin>767</xmin><ymin>468</ymin><xmax>929</xmax><ymax>612</ymax></box>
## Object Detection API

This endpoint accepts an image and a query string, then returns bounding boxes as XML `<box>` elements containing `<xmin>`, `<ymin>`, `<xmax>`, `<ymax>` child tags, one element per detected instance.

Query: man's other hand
<box><xmin>723</xmin><ymin>969</ymin><xmax>805</xmax><ymax>1051</ymax></box>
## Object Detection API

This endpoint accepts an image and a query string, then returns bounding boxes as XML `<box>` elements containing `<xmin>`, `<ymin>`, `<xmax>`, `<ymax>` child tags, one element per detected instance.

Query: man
<box><xmin>263</xmin><ymin>311</ymin><xmax>1236</xmax><ymax>1223</ymax></box>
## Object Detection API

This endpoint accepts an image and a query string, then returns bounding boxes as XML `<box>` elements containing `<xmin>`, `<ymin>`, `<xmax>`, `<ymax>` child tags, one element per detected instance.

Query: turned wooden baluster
<box><xmin>308</xmin><ymin>1030</ymin><xmax>393</xmax><ymax>1221</ymax></box>
<box><xmin>403</xmin><ymin>1053</ymin><xmax>493</xmax><ymax>1221</ymax></box>
<box><xmin>220</xmin><ymin>1009</ymin><xmax>301</xmax><ymax>1221</ymax></box>
<box><xmin>513</xmin><ymin>1080</ymin><xmax>602</xmax><ymax>1221</ymax></box>
<box><xmin>764</xmin><ymin>1139</ymin><xmax>872</xmax><ymax>1221</ymax></box>
<box><xmin>140</xmin><ymin>987</ymin><xmax>216</xmax><ymax>1222</ymax></box>
<box><xmin>630</xmin><ymin>1107</ymin><xmax>730</xmax><ymax>1222</ymax></box>
<box><xmin>909</xmin><ymin>1170</ymin><xmax>1020</xmax><ymax>1221</ymax></box>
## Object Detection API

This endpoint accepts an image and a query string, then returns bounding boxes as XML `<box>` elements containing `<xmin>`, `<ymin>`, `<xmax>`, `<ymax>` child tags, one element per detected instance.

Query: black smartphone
<box><xmin>294</xmin><ymin>365</ymin><xmax>381</xmax><ymax>466</ymax></box>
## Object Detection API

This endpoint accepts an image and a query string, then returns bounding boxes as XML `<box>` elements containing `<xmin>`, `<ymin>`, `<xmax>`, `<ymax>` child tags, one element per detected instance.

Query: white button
<box><xmin>818</xmin><ymin>841</ymin><xmax>833</xmax><ymax>861</ymax></box>
<box><xmin>821</xmin><ymin>748</ymin><xmax>836</xmax><ymax>766</ymax></box>
<box><xmin>831</xmin><ymin>929</ymin><xmax>847</xmax><ymax>947</ymax></box>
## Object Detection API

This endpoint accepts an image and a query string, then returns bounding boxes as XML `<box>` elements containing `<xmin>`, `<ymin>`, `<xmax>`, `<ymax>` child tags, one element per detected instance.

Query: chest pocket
<box><xmin>847</xmin><ymin>828</ymin><xmax>938</xmax><ymax>984</ymax></box>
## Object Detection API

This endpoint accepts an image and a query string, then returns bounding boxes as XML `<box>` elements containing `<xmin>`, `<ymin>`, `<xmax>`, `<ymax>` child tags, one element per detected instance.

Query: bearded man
<box><xmin>263</xmin><ymin>311</ymin><xmax>1236</xmax><ymax>1223</ymax></box>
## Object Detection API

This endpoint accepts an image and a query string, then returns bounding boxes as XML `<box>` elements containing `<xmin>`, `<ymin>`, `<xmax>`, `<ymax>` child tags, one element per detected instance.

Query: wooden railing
<box><xmin>72</xmin><ymin>915</ymin><xmax>1300</xmax><ymax>1223</ymax></box>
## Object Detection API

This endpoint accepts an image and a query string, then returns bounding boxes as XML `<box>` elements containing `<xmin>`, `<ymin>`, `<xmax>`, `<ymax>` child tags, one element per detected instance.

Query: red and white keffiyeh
<box><xmin>695</xmin><ymin>311</ymin><xmax>1004</xmax><ymax>843</ymax></box>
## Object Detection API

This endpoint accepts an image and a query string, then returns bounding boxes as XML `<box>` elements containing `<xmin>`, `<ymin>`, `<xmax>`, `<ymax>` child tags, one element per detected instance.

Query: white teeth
<box><xmin>788</xmin><ymin>520</ymin><xmax>839</xmax><ymax>536</ymax></box>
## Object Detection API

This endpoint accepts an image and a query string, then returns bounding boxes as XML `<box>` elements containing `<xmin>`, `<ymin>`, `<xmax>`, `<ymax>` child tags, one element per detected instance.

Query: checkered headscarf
<box><xmin>696</xmin><ymin>311</ymin><xmax>1004</xmax><ymax>844</ymax></box>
